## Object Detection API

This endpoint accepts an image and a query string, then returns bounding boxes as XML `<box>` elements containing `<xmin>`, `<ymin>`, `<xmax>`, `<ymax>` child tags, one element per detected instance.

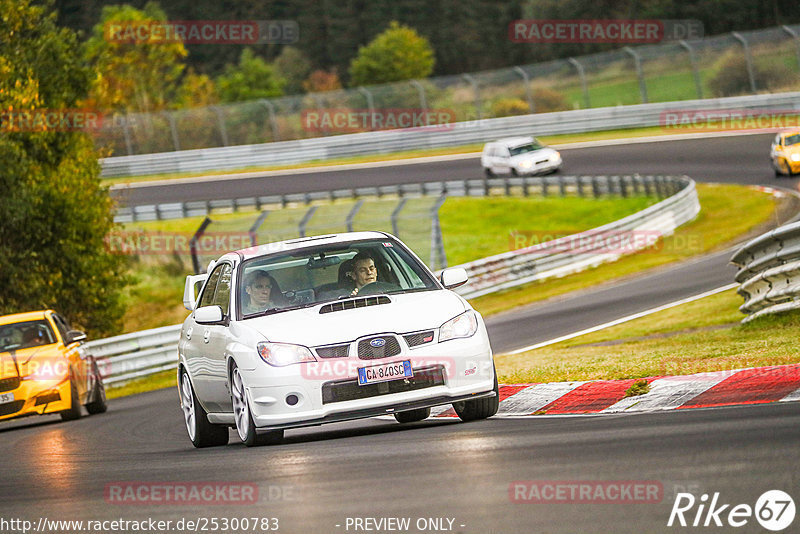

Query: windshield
<box><xmin>238</xmin><ymin>238</ymin><xmax>439</xmax><ymax>318</ymax></box>
<box><xmin>509</xmin><ymin>141</ymin><xmax>544</xmax><ymax>156</ymax></box>
<box><xmin>0</xmin><ymin>320</ymin><xmax>56</xmax><ymax>352</ymax></box>
<box><xmin>785</xmin><ymin>134</ymin><xmax>800</xmax><ymax>146</ymax></box>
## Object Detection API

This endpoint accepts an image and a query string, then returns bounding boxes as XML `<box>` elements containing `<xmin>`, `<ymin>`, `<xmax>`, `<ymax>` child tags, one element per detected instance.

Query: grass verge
<box><xmin>107</xmin><ymin>368</ymin><xmax>176</xmax><ymax>400</ymax></box>
<box><xmin>469</xmin><ymin>183</ymin><xmax>779</xmax><ymax>318</ymax></box>
<box><xmin>494</xmin><ymin>288</ymin><xmax>800</xmax><ymax>384</ymax></box>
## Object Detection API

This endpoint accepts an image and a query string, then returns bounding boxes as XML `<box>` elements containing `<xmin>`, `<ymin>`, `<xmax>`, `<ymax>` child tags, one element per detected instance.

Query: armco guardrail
<box><xmin>84</xmin><ymin>324</ymin><xmax>182</xmax><ymax>385</ymax></box>
<box><xmin>454</xmin><ymin>175</ymin><xmax>699</xmax><ymax>298</ymax></box>
<box><xmin>731</xmin><ymin>220</ymin><xmax>800</xmax><ymax>322</ymax></box>
<box><xmin>101</xmin><ymin>91</ymin><xmax>800</xmax><ymax>178</ymax></box>
<box><xmin>94</xmin><ymin>175</ymin><xmax>697</xmax><ymax>384</ymax></box>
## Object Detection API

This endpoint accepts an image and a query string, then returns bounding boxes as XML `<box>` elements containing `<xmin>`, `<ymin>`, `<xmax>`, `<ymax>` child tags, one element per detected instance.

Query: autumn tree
<box><xmin>0</xmin><ymin>0</ymin><xmax>127</xmax><ymax>337</ymax></box>
<box><xmin>348</xmin><ymin>21</ymin><xmax>435</xmax><ymax>86</ymax></box>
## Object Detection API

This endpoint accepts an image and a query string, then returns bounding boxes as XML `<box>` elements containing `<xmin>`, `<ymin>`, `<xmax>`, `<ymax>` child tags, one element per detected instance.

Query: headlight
<box><xmin>791</xmin><ymin>154</ymin><xmax>800</xmax><ymax>162</ymax></box>
<box><xmin>439</xmin><ymin>311</ymin><xmax>478</xmax><ymax>342</ymax></box>
<box><xmin>550</xmin><ymin>151</ymin><xmax>561</xmax><ymax>162</ymax></box>
<box><xmin>519</xmin><ymin>160</ymin><xmax>532</xmax><ymax>169</ymax></box>
<box><xmin>22</xmin><ymin>359</ymin><xmax>69</xmax><ymax>381</ymax></box>
<box><xmin>257</xmin><ymin>342</ymin><xmax>316</xmax><ymax>366</ymax></box>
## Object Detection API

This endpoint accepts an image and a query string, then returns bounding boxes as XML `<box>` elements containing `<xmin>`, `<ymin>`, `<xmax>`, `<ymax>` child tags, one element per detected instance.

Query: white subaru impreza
<box><xmin>178</xmin><ymin>232</ymin><xmax>498</xmax><ymax>448</ymax></box>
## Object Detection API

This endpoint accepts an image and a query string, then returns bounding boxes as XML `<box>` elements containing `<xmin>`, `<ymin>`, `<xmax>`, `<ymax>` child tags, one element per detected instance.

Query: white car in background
<box><xmin>178</xmin><ymin>232</ymin><xmax>498</xmax><ymax>448</ymax></box>
<box><xmin>481</xmin><ymin>136</ymin><xmax>562</xmax><ymax>177</ymax></box>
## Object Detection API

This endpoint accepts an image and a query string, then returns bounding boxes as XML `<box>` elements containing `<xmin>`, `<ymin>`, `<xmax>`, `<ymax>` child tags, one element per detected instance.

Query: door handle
<box><xmin>203</xmin><ymin>329</ymin><xmax>211</xmax><ymax>343</ymax></box>
<box><xmin>186</xmin><ymin>327</ymin><xmax>193</xmax><ymax>340</ymax></box>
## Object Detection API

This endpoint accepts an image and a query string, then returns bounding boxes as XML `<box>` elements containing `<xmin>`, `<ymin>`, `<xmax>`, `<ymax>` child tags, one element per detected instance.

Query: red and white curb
<box><xmin>427</xmin><ymin>364</ymin><xmax>800</xmax><ymax>417</ymax></box>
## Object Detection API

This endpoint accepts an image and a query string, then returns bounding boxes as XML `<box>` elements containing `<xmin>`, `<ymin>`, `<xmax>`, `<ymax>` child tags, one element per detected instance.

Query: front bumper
<box><xmin>0</xmin><ymin>378</ymin><xmax>71</xmax><ymax>421</ymax></box>
<box><xmin>516</xmin><ymin>158</ymin><xmax>561</xmax><ymax>175</ymax></box>
<box><xmin>238</xmin><ymin>332</ymin><xmax>495</xmax><ymax>430</ymax></box>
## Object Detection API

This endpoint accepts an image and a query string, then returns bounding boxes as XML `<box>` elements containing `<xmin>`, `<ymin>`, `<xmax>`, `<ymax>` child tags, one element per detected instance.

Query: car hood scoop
<box><xmin>319</xmin><ymin>295</ymin><xmax>390</xmax><ymax>314</ymax></box>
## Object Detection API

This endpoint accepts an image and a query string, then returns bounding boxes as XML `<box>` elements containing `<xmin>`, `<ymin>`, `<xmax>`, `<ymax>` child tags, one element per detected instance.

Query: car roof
<box><xmin>0</xmin><ymin>310</ymin><xmax>51</xmax><ymax>326</ymax></box>
<box><xmin>229</xmin><ymin>231</ymin><xmax>392</xmax><ymax>261</ymax></box>
<box><xmin>492</xmin><ymin>136</ymin><xmax>537</xmax><ymax>147</ymax></box>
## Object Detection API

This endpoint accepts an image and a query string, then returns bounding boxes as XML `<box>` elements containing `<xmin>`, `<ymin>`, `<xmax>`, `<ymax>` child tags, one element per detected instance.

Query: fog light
<box><xmin>286</xmin><ymin>394</ymin><xmax>299</xmax><ymax>406</ymax></box>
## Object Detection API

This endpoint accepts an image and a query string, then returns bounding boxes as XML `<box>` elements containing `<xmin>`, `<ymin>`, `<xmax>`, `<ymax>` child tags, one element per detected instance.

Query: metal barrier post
<box><xmin>298</xmin><ymin>206</ymin><xmax>317</xmax><ymax>237</ymax></box>
<box><xmin>391</xmin><ymin>198</ymin><xmax>408</xmax><ymax>237</ymax></box>
<box><xmin>567</xmin><ymin>58</ymin><xmax>590</xmax><ymax>108</ymax></box>
<box><xmin>346</xmin><ymin>199</ymin><xmax>364</xmax><ymax>232</ymax></box>
<box><xmin>462</xmin><ymin>74</ymin><xmax>481</xmax><ymax>120</ymax></box>
<box><xmin>358</xmin><ymin>87</ymin><xmax>375</xmax><ymax>115</ymax></box>
<box><xmin>210</xmin><ymin>106</ymin><xmax>229</xmax><ymax>146</ymax></box>
<box><xmin>409</xmin><ymin>80</ymin><xmax>428</xmax><ymax>110</ymax></box>
<box><xmin>163</xmin><ymin>111</ymin><xmax>180</xmax><ymax>151</ymax></box>
<box><xmin>430</xmin><ymin>195</ymin><xmax>448</xmax><ymax>270</ymax></box>
<box><xmin>680</xmin><ymin>40</ymin><xmax>704</xmax><ymax>99</ymax></box>
<box><xmin>513</xmin><ymin>67</ymin><xmax>535</xmax><ymax>113</ymax></box>
<box><xmin>121</xmin><ymin>114</ymin><xmax>134</xmax><ymax>155</ymax></box>
<box><xmin>249</xmin><ymin>211</ymin><xmax>270</xmax><ymax>246</ymax></box>
<box><xmin>732</xmin><ymin>32</ymin><xmax>757</xmax><ymax>93</ymax></box>
<box><xmin>190</xmin><ymin>217</ymin><xmax>213</xmax><ymax>274</ymax></box>
<box><xmin>258</xmin><ymin>99</ymin><xmax>280</xmax><ymax>142</ymax></box>
<box><xmin>624</xmin><ymin>47</ymin><xmax>648</xmax><ymax>104</ymax></box>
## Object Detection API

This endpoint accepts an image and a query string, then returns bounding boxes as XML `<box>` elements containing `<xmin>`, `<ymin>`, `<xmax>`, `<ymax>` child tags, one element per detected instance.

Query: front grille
<box><xmin>358</xmin><ymin>336</ymin><xmax>401</xmax><ymax>360</ymax></box>
<box><xmin>536</xmin><ymin>159</ymin><xmax>549</xmax><ymax>165</ymax></box>
<box><xmin>0</xmin><ymin>400</ymin><xmax>25</xmax><ymax>417</ymax></box>
<box><xmin>0</xmin><ymin>376</ymin><xmax>20</xmax><ymax>393</ymax></box>
<box><xmin>321</xmin><ymin>365</ymin><xmax>445</xmax><ymax>404</ymax></box>
<box><xmin>315</xmin><ymin>344</ymin><xmax>350</xmax><ymax>358</ymax></box>
<box><xmin>319</xmin><ymin>296</ymin><xmax>390</xmax><ymax>314</ymax></box>
<box><xmin>403</xmin><ymin>330</ymin><xmax>435</xmax><ymax>348</ymax></box>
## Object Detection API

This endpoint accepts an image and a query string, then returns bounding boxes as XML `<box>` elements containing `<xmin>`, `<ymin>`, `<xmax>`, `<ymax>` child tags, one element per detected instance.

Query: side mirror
<box><xmin>194</xmin><ymin>305</ymin><xmax>224</xmax><ymax>324</ymax></box>
<box><xmin>183</xmin><ymin>273</ymin><xmax>208</xmax><ymax>311</ymax></box>
<box><xmin>65</xmin><ymin>330</ymin><xmax>87</xmax><ymax>344</ymax></box>
<box><xmin>440</xmin><ymin>267</ymin><xmax>468</xmax><ymax>289</ymax></box>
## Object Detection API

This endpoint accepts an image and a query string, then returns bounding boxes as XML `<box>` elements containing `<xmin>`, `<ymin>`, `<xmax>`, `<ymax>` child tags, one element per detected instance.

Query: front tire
<box><xmin>394</xmin><ymin>407</ymin><xmax>430</xmax><ymax>423</ymax></box>
<box><xmin>231</xmin><ymin>363</ymin><xmax>283</xmax><ymax>447</ymax></box>
<box><xmin>180</xmin><ymin>369</ymin><xmax>229</xmax><ymax>448</ymax></box>
<box><xmin>484</xmin><ymin>167</ymin><xmax>495</xmax><ymax>179</ymax></box>
<box><xmin>85</xmin><ymin>361</ymin><xmax>107</xmax><ymax>415</ymax></box>
<box><xmin>60</xmin><ymin>376</ymin><xmax>82</xmax><ymax>421</ymax></box>
<box><xmin>453</xmin><ymin>367</ymin><xmax>499</xmax><ymax>422</ymax></box>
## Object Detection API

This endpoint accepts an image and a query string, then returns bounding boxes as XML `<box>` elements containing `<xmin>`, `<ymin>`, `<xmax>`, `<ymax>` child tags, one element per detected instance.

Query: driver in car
<box><xmin>243</xmin><ymin>271</ymin><xmax>282</xmax><ymax>314</ymax></box>
<box><xmin>349</xmin><ymin>252</ymin><xmax>378</xmax><ymax>296</ymax></box>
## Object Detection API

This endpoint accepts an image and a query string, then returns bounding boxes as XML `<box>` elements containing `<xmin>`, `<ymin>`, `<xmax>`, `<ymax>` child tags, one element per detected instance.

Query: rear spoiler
<box><xmin>183</xmin><ymin>273</ymin><xmax>208</xmax><ymax>311</ymax></box>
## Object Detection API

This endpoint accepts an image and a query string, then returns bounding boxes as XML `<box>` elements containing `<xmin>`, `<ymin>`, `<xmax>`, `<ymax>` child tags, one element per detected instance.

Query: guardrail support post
<box><xmin>513</xmin><ymin>67</ymin><xmax>535</xmax><ymax>113</ymax></box>
<box><xmin>163</xmin><ymin>111</ymin><xmax>180</xmax><ymax>151</ymax></box>
<box><xmin>298</xmin><ymin>206</ymin><xmax>317</xmax><ymax>237</ymax></box>
<box><xmin>210</xmin><ymin>106</ymin><xmax>230</xmax><ymax>146</ymax></box>
<box><xmin>541</xmin><ymin>178</ymin><xmax>548</xmax><ymax>197</ymax></box>
<box><xmin>258</xmin><ymin>99</ymin><xmax>280</xmax><ymax>142</ymax></box>
<box><xmin>249</xmin><ymin>211</ymin><xmax>270</xmax><ymax>247</ymax></box>
<box><xmin>781</xmin><ymin>26</ymin><xmax>800</xmax><ymax>73</ymax></box>
<box><xmin>732</xmin><ymin>32</ymin><xmax>757</xmax><ymax>93</ymax></box>
<box><xmin>121</xmin><ymin>114</ymin><xmax>135</xmax><ymax>155</ymax></box>
<box><xmin>679</xmin><ymin>40</ymin><xmax>704</xmax><ymax>99</ymax></box>
<box><xmin>346</xmin><ymin>199</ymin><xmax>364</xmax><ymax>232</ymax></box>
<box><xmin>409</xmin><ymin>80</ymin><xmax>428</xmax><ymax>111</ymax></box>
<box><xmin>430</xmin><ymin>195</ymin><xmax>448</xmax><ymax>270</ymax></box>
<box><xmin>391</xmin><ymin>198</ymin><xmax>408</xmax><ymax>237</ymax></box>
<box><xmin>190</xmin><ymin>217</ymin><xmax>213</xmax><ymax>274</ymax></box>
<box><xmin>558</xmin><ymin>175</ymin><xmax>566</xmax><ymax>196</ymax></box>
<box><xmin>462</xmin><ymin>74</ymin><xmax>481</xmax><ymax>120</ymax></box>
<box><xmin>358</xmin><ymin>87</ymin><xmax>375</xmax><ymax>116</ymax></box>
<box><xmin>624</xmin><ymin>47</ymin><xmax>648</xmax><ymax>104</ymax></box>
<box><xmin>567</xmin><ymin>58</ymin><xmax>590</xmax><ymax>108</ymax></box>
<box><xmin>632</xmin><ymin>174</ymin><xmax>642</xmax><ymax>195</ymax></box>
<box><xmin>577</xmin><ymin>176</ymin><xmax>585</xmax><ymax>197</ymax></box>
<box><xmin>592</xmin><ymin>176</ymin><xmax>600</xmax><ymax>198</ymax></box>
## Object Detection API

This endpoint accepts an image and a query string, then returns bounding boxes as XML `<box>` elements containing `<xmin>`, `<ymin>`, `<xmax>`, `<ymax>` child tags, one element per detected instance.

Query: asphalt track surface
<box><xmin>3</xmin><ymin>132</ymin><xmax>800</xmax><ymax>533</ymax></box>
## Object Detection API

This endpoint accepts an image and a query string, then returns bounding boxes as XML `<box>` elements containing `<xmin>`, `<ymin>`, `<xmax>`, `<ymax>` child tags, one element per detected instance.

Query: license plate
<box><xmin>0</xmin><ymin>392</ymin><xmax>14</xmax><ymax>404</ymax></box>
<box><xmin>357</xmin><ymin>360</ymin><xmax>413</xmax><ymax>386</ymax></box>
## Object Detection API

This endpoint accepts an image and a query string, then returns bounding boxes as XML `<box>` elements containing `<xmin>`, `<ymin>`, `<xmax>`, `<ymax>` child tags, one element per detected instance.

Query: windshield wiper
<box><xmin>245</xmin><ymin>302</ymin><xmax>316</xmax><ymax>319</ymax></box>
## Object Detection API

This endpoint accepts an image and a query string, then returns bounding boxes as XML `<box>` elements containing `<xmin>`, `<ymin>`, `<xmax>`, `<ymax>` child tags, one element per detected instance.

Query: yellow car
<box><xmin>770</xmin><ymin>130</ymin><xmax>800</xmax><ymax>177</ymax></box>
<box><xmin>0</xmin><ymin>310</ymin><xmax>106</xmax><ymax>422</ymax></box>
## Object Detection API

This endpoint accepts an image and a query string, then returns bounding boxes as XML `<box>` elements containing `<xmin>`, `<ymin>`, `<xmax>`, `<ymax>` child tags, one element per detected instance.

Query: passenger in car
<box><xmin>242</xmin><ymin>271</ymin><xmax>284</xmax><ymax>314</ymax></box>
<box><xmin>349</xmin><ymin>252</ymin><xmax>378</xmax><ymax>296</ymax></box>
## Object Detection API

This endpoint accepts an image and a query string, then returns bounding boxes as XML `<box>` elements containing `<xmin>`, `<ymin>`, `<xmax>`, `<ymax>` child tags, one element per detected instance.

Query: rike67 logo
<box><xmin>668</xmin><ymin>490</ymin><xmax>795</xmax><ymax>531</ymax></box>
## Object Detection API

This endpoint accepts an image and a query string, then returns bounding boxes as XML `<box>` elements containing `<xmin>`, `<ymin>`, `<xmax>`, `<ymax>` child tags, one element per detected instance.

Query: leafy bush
<box><xmin>491</xmin><ymin>98</ymin><xmax>531</xmax><ymax>117</ymax></box>
<box><xmin>533</xmin><ymin>88</ymin><xmax>569</xmax><ymax>113</ymax></box>
<box><xmin>708</xmin><ymin>51</ymin><xmax>794</xmax><ymax>97</ymax></box>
